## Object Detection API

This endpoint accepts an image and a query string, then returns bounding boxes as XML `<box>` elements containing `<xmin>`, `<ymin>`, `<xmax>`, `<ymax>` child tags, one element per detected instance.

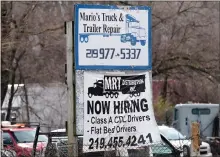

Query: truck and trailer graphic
<box><xmin>79</xmin><ymin>14</ymin><xmax>147</xmax><ymax>46</ymax></box>
<box><xmin>87</xmin><ymin>75</ymin><xmax>146</xmax><ymax>98</ymax></box>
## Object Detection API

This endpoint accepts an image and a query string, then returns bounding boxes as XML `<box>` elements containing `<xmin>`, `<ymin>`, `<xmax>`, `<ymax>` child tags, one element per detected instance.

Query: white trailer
<box><xmin>172</xmin><ymin>103</ymin><xmax>219</xmax><ymax>138</ymax></box>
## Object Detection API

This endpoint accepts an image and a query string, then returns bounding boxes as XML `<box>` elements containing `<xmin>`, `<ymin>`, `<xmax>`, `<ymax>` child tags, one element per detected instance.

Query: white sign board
<box><xmin>83</xmin><ymin>71</ymin><xmax>161</xmax><ymax>152</ymax></box>
<box><xmin>74</xmin><ymin>4</ymin><xmax>152</xmax><ymax>70</ymax></box>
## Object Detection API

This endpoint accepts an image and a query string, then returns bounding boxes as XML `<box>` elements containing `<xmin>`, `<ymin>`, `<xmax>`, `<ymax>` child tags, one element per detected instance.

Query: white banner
<box><xmin>83</xmin><ymin>71</ymin><xmax>161</xmax><ymax>152</ymax></box>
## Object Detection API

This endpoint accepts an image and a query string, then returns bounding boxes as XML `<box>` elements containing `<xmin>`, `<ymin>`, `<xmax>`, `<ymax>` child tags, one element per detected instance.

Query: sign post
<box><xmin>66</xmin><ymin>21</ymin><xmax>77</xmax><ymax>157</ymax></box>
<box><xmin>73</xmin><ymin>4</ymin><xmax>161</xmax><ymax>153</ymax></box>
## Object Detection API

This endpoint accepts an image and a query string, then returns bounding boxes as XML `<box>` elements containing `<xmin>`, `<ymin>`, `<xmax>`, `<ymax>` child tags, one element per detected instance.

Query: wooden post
<box><xmin>66</xmin><ymin>21</ymin><xmax>77</xmax><ymax>157</ymax></box>
<box><xmin>191</xmin><ymin>122</ymin><xmax>200</xmax><ymax>157</ymax></box>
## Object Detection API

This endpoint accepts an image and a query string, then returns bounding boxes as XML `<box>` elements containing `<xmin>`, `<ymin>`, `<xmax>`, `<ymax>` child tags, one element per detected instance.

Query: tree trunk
<box><xmin>23</xmin><ymin>84</ymin><xmax>30</xmax><ymax>124</ymax></box>
<box><xmin>6</xmin><ymin>69</ymin><xmax>16</xmax><ymax>121</ymax></box>
<box><xmin>161</xmin><ymin>75</ymin><xmax>168</xmax><ymax>101</ymax></box>
<box><xmin>1</xmin><ymin>70</ymin><xmax>9</xmax><ymax>107</ymax></box>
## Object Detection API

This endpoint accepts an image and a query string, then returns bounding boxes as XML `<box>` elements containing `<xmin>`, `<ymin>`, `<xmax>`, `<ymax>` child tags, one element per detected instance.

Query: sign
<box><xmin>74</xmin><ymin>4</ymin><xmax>152</xmax><ymax>70</ymax></box>
<box><xmin>83</xmin><ymin>71</ymin><xmax>161</xmax><ymax>152</ymax></box>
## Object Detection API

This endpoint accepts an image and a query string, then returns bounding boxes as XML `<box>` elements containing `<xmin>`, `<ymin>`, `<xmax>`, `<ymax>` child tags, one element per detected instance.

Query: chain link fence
<box><xmin>44</xmin><ymin>143</ymin><xmax>179</xmax><ymax>157</ymax></box>
<box><xmin>1</xmin><ymin>149</ymin><xmax>16</xmax><ymax>157</ymax></box>
<box><xmin>44</xmin><ymin>137</ymin><xmax>217</xmax><ymax>157</ymax></box>
<box><xmin>1</xmin><ymin>135</ymin><xmax>217</xmax><ymax>157</ymax></box>
<box><xmin>43</xmin><ymin>134</ymin><xmax>183</xmax><ymax>157</ymax></box>
<box><xmin>1</xmin><ymin>146</ymin><xmax>45</xmax><ymax>157</ymax></box>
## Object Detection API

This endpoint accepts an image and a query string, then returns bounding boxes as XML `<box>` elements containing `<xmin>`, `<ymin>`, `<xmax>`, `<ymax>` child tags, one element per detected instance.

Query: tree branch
<box><xmin>24</xmin><ymin>25</ymin><xmax>64</xmax><ymax>35</ymax></box>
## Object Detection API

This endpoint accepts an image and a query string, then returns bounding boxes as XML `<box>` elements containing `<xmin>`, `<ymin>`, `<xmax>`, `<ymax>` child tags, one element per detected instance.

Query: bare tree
<box><xmin>1</xmin><ymin>1</ymin><xmax>66</xmax><ymax>120</ymax></box>
<box><xmin>151</xmin><ymin>2</ymin><xmax>219</xmax><ymax>103</ymax></box>
<box><xmin>1</xmin><ymin>1</ymin><xmax>27</xmax><ymax>120</ymax></box>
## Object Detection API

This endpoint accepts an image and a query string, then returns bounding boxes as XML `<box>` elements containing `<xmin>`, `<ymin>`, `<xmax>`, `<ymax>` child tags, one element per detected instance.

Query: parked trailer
<box><xmin>172</xmin><ymin>103</ymin><xmax>220</xmax><ymax>156</ymax></box>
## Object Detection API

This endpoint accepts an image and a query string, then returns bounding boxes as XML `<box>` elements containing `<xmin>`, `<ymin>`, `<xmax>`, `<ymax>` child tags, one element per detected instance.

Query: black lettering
<box><xmin>114</xmin><ymin>116</ymin><xmax>119</xmax><ymax>123</ymax></box>
<box><xmin>96</xmin><ymin>13</ymin><xmax>100</xmax><ymax>21</ymax></box>
<box><xmin>102</xmin><ymin>13</ymin><xmax>117</xmax><ymax>21</ymax></box>
<box><xmin>95</xmin><ymin>101</ymin><xmax>101</xmax><ymax>114</ymax></box>
<box><xmin>80</xmin><ymin>12</ymin><xmax>86</xmax><ymax>21</ymax></box>
<box><xmin>105</xmin><ymin>25</ymin><xmax>121</xmax><ymax>34</ymax></box>
<box><xmin>109</xmin><ymin>117</ymin><xmax>113</xmax><ymax>123</ymax></box>
<box><xmin>87</xmin><ymin>101</ymin><xmax>110</xmax><ymax>114</ymax></box>
<box><xmin>83</xmin><ymin>24</ymin><xmax>87</xmax><ymax>32</ymax></box>
<box><xmin>124</xmin><ymin>100</ymin><xmax>130</xmax><ymax>113</ymax></box>
<box><xmin>83</xmin><ymin>24</ymin><xmax>101</xmax><ymax>33</ymax></box>
<box><xmin>131</xmin><ymin>99</ymin><xmax>140</xmax><ymax>112</ymax></box>
<box><xmin>140</xmin><ymin>98</ymin><xmax>148</xmax><ymax>112</ymax></box>
<box><xmin>128</xmin><ymin>115</ymin><xmax>131</xmax><ymax>122</ymax></box>
<box><xmin>128</xmin><ymin>127</ymin><xmax>131</xmax><ymax>132</ymax></box>
<box><xmin>138</xmin><ymin>116</ymin><xmax>143</xmax><ymax>121</ymax></box>
<box><xmin>121</xmin><ymin>101</ymin><xmax>123</xmax><ymax>114</ymax></box>
<box><xmin>102</xmin><ymin>101</ymin><xmax>110</xmax><ymax>114</ymax></box>
<box><xmin>114</xmin><ymin>101</ymin><xmax>122</xmax><ymax>114</ymax></box>
<box><xmin>146</xmin><ymin>115</ymin><xmax>150</xmax><ymax>121</ymax></box>
<box><xmin>91</xmin><ymin>117</ymin><xmax>95</xmax><ymax>124</ymax></box>
<box><xmin>103</xmin><ymin>126</ymin><xmax>107</xmax><ymax>134</ymax></box>
<box><xmin>113</xmin><ymin>99</ymin><xmax>148</xmax><ymax>114</ymax></box>
<box><xmin>87</xmin><ymin>100</ymin><xmax>94</xmax><ymax>114</ymax></box>
<box><xmin>104</xmin><ymin>118</ymin><xmax>107</xmax><ymax>124</ymax></box>
<box><xmin>80</xmin><ymin>12</ymin><xmax>96</xmax><ymax>21</ymax></box>
<box><xmin>132</xmin><ymin>126</ymin><xmax>136</xmax><ymax>132</ymax></box>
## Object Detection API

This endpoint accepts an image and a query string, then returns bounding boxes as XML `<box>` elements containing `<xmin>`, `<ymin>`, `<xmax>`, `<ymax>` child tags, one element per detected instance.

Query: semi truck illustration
<box><xmin>79</xmin><ymin>14</ymin><xmax>147</xmax><ymax>46</ymax></box>
<box><xmin>120</xmin><ymin>14</ymin><xmax>147</xmax><ymax>46</ymax></box>
<box><xmin>87</xmin><ymin>75</ymin><xmax>146</xmax><ymax>98</ymax></box>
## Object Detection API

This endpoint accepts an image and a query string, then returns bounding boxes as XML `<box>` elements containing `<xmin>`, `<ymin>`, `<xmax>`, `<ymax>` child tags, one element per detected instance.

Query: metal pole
<box><xmin>32</xmin><ymin>125</ymin><xmax>40</xmax><ymax>157</ymax></box>
<box><xmin>218</xmin><ymin>2</ymin><xmax>220</xmax><ymax>128</ymax></box>
<box><xmin>66</xmin><ymin>21</ymin><xmax>77</xmax><ymax>157</ymax></box>
<box><xmin>216</xmin><ymin>38</ymin><xmax>220</xmax><ymax>154</ymax></box>
<box><xmin>218</xmin><ymin>1</ymin><xmax>220</xmax><ymax>136</ymax></box>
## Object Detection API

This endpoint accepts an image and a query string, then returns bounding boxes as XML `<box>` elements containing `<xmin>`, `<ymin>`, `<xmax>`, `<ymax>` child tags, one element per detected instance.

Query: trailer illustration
<box><xmin>87</xmin><ymin>75</ymin><xmax>146</xmax><ymax>98</ymax></box>
<box><xmin>79</xmin><ymin>14</ymin><xmax>147</xmax><ymax>46</ymax></box>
